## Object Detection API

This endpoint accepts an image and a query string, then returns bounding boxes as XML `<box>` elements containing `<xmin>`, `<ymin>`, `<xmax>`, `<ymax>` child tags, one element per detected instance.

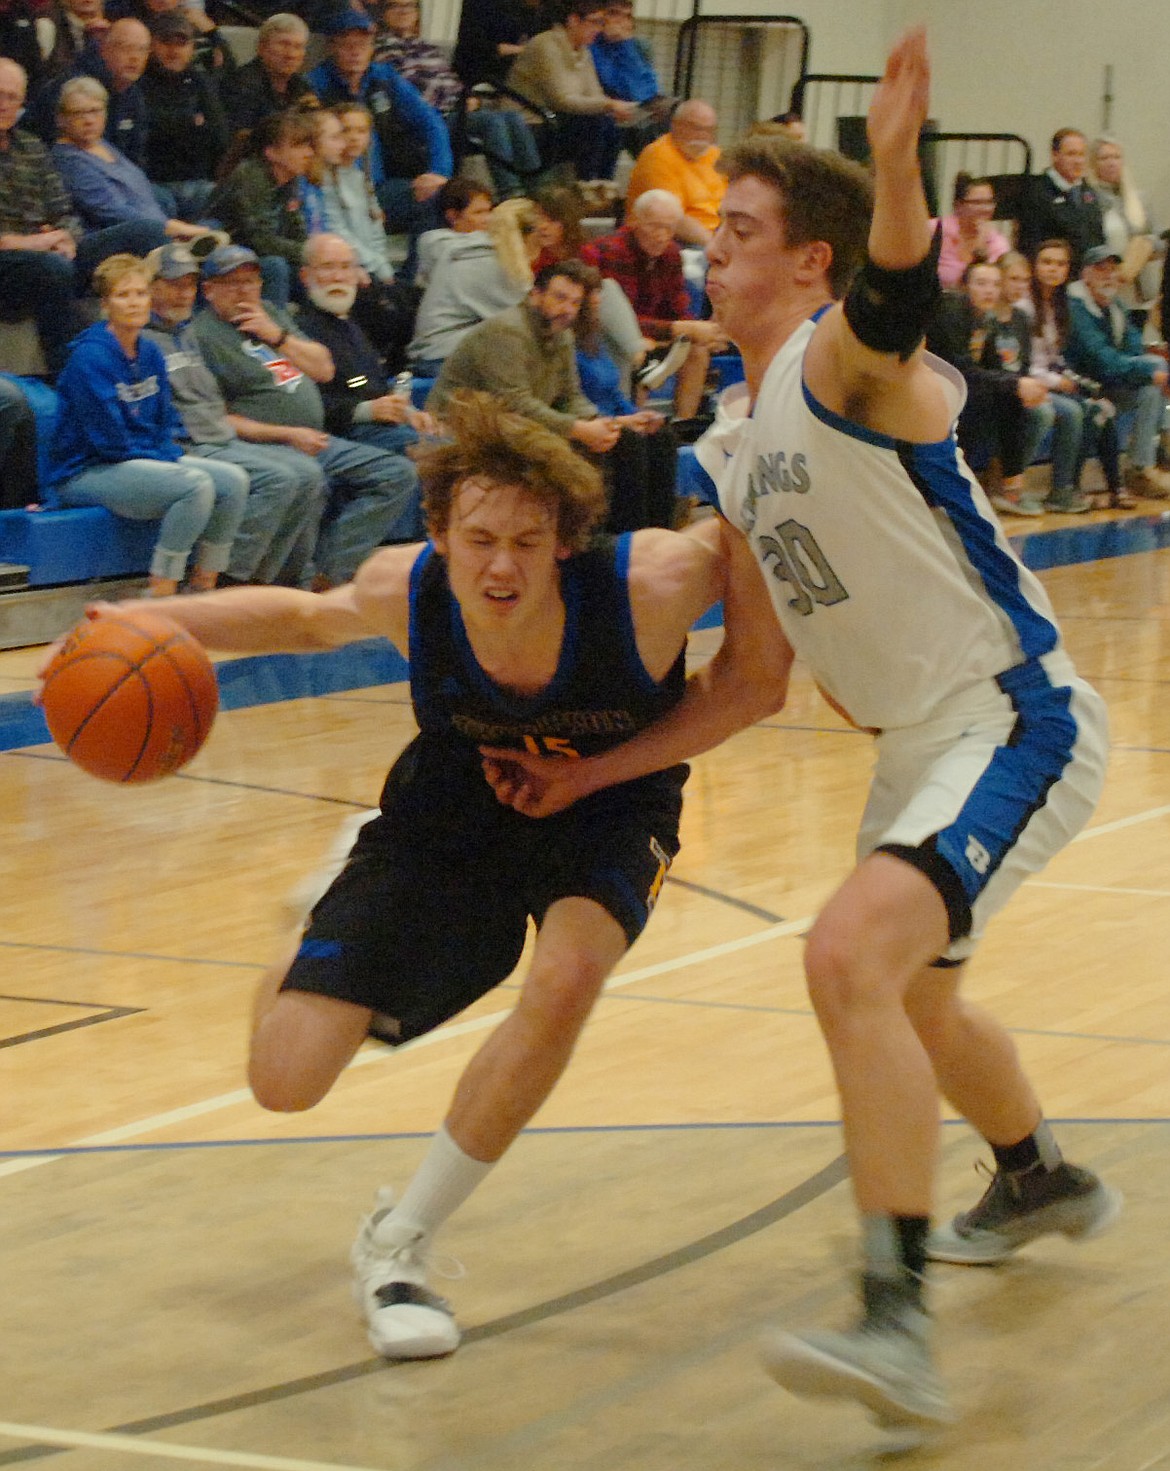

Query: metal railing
<box><xmin>673</xmin><ymin>13</ymin><xmax>809</xmax><ymax>100</ymax></box>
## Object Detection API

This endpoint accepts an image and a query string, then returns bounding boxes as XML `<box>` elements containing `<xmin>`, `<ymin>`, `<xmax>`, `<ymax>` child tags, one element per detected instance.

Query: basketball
<box><xmin>41</xmin><ymin>609</ymin><xmax>218</xmax><ymax>783</ymax></box>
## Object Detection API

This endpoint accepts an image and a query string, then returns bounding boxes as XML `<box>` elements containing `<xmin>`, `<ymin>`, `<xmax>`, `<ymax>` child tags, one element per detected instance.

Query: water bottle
<box><xmin>394</xmin><ymin>369</ymin><xmax>414</xmax><ymax>407</ymax></box>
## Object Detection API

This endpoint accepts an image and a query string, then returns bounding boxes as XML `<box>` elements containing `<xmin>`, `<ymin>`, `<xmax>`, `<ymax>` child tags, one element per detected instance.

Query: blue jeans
<box><xmin>74</xmin><ymin>221</ymin><xmax>171</xmax><ymax>286</ymax></box>
<box><xmin>315</xmin><ymin>435</ymin><xmax>423</xmax><ymax>584</ymax></box>
<box><xmin>1107</xmin><ymin>366</ymin><xmax>1165</xmax><ymax>468</ymax></box>
<box><xmin>1029</xmin><ymin>392</ymin><xmax>1085</xmax><ymax>492</ymax></box>
<box><xmin>0</xmin><ymin>222</ymin><xmax>170</xmax><ymax>374</ymax></box>
<box><xmin>59</xmin><ymin>454</ymin><xmax>248</xmax><ymax>581</ymax></box>
<box><xmin>189</xmin><ymin>439</ymin><xmax>327</xmax><ymax>585</ymax></box>
<box><xmin>159</xmin><ymin>179</ymin><xmax>217</xmax><ymax>223</ymax></box>
<box><xmin>343</xmin><ymin>422</ymin><xmax>427</xmax><ymax>542</ymax></box>
<box><xmin>465</xmin><ymin>107</ymin><xmax>542</xmax><ymax>196</ymax></box>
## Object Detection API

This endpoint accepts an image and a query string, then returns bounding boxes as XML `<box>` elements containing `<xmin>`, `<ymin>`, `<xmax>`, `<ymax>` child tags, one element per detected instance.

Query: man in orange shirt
<box><xmin>625</xmin><ymin>98</ymin><xmax>724</xmax><ymax>246</ymax></box>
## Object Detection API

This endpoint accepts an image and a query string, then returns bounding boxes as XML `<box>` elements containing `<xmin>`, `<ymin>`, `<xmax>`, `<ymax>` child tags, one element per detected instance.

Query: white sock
<box><xmin>392</xmin><ymin>1126</ymin><xmax>494</xmax><ymax>1238</ymax></box>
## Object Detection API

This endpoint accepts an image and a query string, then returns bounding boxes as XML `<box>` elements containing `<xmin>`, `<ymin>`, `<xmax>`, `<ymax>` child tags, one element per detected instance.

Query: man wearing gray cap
<box><xmin>193</xmin><ymin>243</ymin><xmax>424</xmax><ymax>586</ymax></box>
<box><xmin>1067</xmin><ymin>243</ymin><xmax>1170</xmax><ymax>500</ymax></box>
<box><xmin>144</xmin><ymin>242</ymin><xmax>326</xmax><ymax>588</ymax></box>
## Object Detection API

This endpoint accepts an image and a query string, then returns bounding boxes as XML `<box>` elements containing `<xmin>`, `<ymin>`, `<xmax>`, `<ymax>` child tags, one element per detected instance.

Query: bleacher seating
<box><xmin>0</xmin><ymin>376</ymin><xmax>441</xmax><ymax>592</ymax></box>
<box><xmin>0</xmin><ymin>506</ymin><xmax>157</xmax><ymax>587</ymax></box>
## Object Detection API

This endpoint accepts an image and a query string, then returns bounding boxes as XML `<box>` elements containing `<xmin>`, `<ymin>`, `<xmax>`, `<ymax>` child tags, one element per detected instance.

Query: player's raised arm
<box><xmin>483</xmin><ymin>519</ymin><xmax>793</xmax><ymax>817</ymax></box>
<box><xmin>85</xmin><ymin>544</ymin><xmax>420</xmax><ymax>657</ymax></box>
<box><xmin>805</xmin><ymin>30</ymin><xmax>949</xmax><ymax>435</ymax></box>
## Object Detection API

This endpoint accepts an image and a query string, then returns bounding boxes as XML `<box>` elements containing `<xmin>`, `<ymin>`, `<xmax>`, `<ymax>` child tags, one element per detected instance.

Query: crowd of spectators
<box><xmin>928</xmin><ymin>125</ymin><xmax>1170</xmax><ymax>515</ymax></box>
<box><xmin>1</xmin><ymin>0</ymin><xmax>720</xmax><ymax>588</ymax></box>
<box><xmin>4</xmin><ymin>0</ymin><xmax>1169</xmax><ymax>595</ymax></box>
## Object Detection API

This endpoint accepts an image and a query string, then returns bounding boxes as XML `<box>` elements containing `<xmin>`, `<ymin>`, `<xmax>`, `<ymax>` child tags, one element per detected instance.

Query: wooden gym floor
<box><xmin>1</xmin><ymin>511</ymin><xmax>1169</xmax><ymax>1470</ymax></box>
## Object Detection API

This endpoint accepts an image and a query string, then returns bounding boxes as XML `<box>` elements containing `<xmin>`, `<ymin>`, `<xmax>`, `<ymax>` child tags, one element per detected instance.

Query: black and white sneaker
<box><xmin>928</xmin><ymin>1161</ymin><xmax>1122</xmax><ymax>1265</ymax></box>
<box><xmin>637</xmin><ymin>336</ymin><xmax>692</xmax><ymax>390</ymax></box>
<box><xmin>762</xmin><ymin>1308</ymin><xmax>953</xmax><ymax>1430</ymax></box>
<box><xmin>350</xmin><ymin>1188</ymin><xmax>461</xmax><ymax>1358</ymax></box>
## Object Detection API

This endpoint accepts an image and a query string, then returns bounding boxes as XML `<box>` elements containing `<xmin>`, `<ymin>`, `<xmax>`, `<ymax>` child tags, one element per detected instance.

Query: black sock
<box><xmin>861</xmin><ymin>1214</ymin><xmax>930</xmax><ymax>1320</ymax></box>
<box><xmin>862</xmin><ymin>1270</ymin><xmax>925</xmax><ymax>1328</ymax></box>
<box><xmin>894</xmin><ymin>1214</ymin><xmax>931</xmax><ymax>1280</ymax></box>
<box><xmin>991</xmin><ymin>1119</ymin><xmax>1063</xmax><ymax>1177</ymax></box>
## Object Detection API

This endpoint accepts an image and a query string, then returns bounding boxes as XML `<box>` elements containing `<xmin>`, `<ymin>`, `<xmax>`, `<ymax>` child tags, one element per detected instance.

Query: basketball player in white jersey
<box><xmin>483</xmin><ymin>31</ymin><xmax>1121</xmax><ymax>1429</ymax></box>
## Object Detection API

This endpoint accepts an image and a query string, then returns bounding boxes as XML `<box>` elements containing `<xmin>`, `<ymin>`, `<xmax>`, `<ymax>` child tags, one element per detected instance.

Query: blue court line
<box><xmin>1010</xmin><ymin>508</ymin><xmax>1170</xmax><ymax>568</ymax></box>
<box><xmin>2</xmin><ymin>520</ymin><xmax>1166</xmax><ymax>756</ymax></box>
<box><xmin>5</xmin><ymin>1115</ymin><xmax>1164</xmax><ymax>1161</ymax></box>
<box><xmin>0</xmin><ymin>637</ymin><xmax>409</xmax><ymax>754</ymax></box>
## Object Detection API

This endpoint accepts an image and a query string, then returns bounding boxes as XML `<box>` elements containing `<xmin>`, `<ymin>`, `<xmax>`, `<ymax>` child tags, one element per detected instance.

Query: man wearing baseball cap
<box><xmin>140</xmin><ymin>12</ymin><xmax>231</xmax><ymax>223</ymax></box>
<box><xmin>1067</xmin><ymin>243</ymin><xmax>1170</xmax><ymax>499</ymax></box>
<box><xmin>144</xmin><ymin>241</ymin><xmax>326</xmax><ymax>589</ymax></box>
<box><xmin>192</xmin><ymin>244</ymin><xmax>423</xmax><ymax>586</ymax></box>
<box><xmin>308</xmin><ymin>6</ymin><xmax>450</xmax><ymax>256</ymax></box>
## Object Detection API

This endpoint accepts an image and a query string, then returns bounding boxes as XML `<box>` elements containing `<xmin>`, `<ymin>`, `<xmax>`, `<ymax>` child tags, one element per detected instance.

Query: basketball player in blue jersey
<box><xmin>76</xmin><ymin>390</ymin><xmax>776</xmax><ymax>1362</ymax></box>
<box><xmin>483</xmin><ymin>32</ymin><xmax>1121</xmax><ymax>1429</ymax></box>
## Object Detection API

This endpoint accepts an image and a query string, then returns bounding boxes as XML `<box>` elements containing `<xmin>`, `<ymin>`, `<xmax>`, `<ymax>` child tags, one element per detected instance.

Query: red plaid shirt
<box><xmin>580</xmin><ymin>226</ymin><xmax>691</xmax><ymax>341</ymax></box>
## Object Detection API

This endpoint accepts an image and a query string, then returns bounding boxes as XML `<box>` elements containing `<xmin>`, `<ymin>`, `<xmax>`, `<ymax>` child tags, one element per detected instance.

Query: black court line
<box><xmin>0</xmin><ymin>1005</ymin><xmax>142</xmax><ymax>1049</ymax></box>
<box><xmin>660</xmin><ymin>876</ymin><xmax>785</xmax><ymax>924</ymax></box>
<box><xmin>758</xmin><ymin>719</ymin><xmax>869</xmax><ymax>736</ymax></box>
<box><xmin>4</xmin><ymin>751</ymin><xmax>378</xmax><ymax>808</ymax></box>
<box><xmin>0</xmin><ymin>941</ymin><xmax>261</xmax><ymax>970</ymax></box>
<box><xmin>0</xmin><ymin>1153</ymin><xmax>849</xmax><ymax>1466</ymax></box>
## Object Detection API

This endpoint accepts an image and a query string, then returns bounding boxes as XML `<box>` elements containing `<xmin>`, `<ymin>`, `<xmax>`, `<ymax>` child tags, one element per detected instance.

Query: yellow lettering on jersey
<box><xmin>522</xmin><ymin>735</ymin><xmax>582</xmax><ymax>758</ymax></box>
<box><xmin>647</xmin><ymin>835</ymin><xmax>670</xmax><ymax>911</ymax></box>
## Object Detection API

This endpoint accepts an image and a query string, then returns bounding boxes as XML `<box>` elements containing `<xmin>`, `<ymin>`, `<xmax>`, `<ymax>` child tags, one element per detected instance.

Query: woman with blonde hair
<box><xmin>45</xmin><ymin>254</ymin><xmax>248</xmax><ymax>595</ymax></box>
<box><xmin>407</xmin><ymin>195</ymin><xmax>544</xmax><ymax>375</ymax></box>
<box><xmin>1088</xmin><ymin>137</ymin><xmax>1163</xmax><ymax>317</ymax></box>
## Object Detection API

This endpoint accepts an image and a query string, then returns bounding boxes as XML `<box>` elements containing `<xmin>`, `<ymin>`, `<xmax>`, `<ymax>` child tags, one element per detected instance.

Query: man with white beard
<box><xmin>1066</xmin><ymin>243</ymin><xmax>1170</xmax><ymax>500</ymax></box>
<box><xmin>296</xmin><ymin>233</ymin><xmax>438</xmax><ymax>458</ymax></box>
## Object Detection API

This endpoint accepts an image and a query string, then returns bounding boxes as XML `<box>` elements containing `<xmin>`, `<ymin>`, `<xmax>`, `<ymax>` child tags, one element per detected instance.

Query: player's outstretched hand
<box><xmin>480</xmin><ymin>746</ymin><xmax>595</xmax><ymax>817</ymax></box>
<box><xmin>867</xmin><ymin>27</ymin><xmax>930</xmax><ymax>166</ymax></box>
<box><xmin>32</xmin><ymin>601</ymin><xmax>118</xmax><ymax>702</ymax></box>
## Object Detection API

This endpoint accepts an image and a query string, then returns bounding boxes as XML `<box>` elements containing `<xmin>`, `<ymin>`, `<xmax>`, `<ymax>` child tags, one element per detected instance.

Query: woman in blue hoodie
<box><xmin>45</xmin><ymin>253</ymin><xmax>248</xmax><ymax>596</ymax></box>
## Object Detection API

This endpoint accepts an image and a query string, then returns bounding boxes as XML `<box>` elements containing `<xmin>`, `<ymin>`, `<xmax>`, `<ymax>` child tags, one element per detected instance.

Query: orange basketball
<box><xmin>41</xmin><ymin>609</ymin><xmax>218</xmax><ymax>783</ymax></box>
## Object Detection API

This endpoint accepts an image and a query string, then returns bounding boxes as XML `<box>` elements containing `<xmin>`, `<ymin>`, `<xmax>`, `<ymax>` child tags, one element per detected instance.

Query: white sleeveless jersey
<box><xmin>694</xmin><ymin>314</ymin><xmax>1068</xmax><ymax>731</ymax></box>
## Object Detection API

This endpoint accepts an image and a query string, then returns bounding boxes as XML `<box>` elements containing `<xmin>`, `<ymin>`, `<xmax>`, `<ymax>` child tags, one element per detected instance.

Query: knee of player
<box><xmin>518</xmin><ymin>955</ymin><xmax>610</xmax><ymax>1033</ymax></box>
<box><xmin>803</xmin><ymin>925</ymin><xmax>883</xmax><ymax>1021</ymax></box>
<box><xmin>248</xmin><ymin>1061</ymin><xmax>325</xmax><ymax>1113</ymax></box>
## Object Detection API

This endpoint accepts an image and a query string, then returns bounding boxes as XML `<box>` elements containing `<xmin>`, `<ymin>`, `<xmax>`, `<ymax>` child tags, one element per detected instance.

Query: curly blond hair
<box><xmin>416</xmin><ymin>392</ymin><xmax>607</xmax><ymax>552</ymax></box>
<box><xmin>487</xmin><ymin>197</ymin><xmax>543</xmax><ymax>288</ymax></box>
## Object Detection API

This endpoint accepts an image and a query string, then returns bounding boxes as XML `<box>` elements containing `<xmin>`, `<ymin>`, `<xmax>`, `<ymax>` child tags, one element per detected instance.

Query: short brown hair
<box><xmin>415</xmin><ymin>392</ymin><xmax>607</xmax><ymax>552</ymax></box>
<box><xmin>719</xmin><ymin>135</ymin><xmax>874</xmax><ymax>297</ymax></box>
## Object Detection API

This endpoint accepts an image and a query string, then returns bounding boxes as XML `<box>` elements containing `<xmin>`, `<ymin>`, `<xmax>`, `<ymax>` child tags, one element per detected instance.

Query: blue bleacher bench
<box><xmin>1</xmin><ymin>375</ymin><xmax>157</xmax><ymax>587</ymax></box>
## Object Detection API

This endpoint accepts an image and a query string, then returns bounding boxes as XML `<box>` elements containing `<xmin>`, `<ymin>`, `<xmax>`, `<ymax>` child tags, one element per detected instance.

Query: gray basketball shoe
<box><xmin>350</xmin><ymin>1188</ymin><xmax>461</xmax><ymax>1358</ymax></box>
<box><xmin>762</xmin><ymin>1307</ymin><xmax>954</xmax><ymax>1429</ymax></box>
<box><xmin>928</xmin><ymin>1161</ymin><xmax>1122</xmax><ymax>1265</ymax></box>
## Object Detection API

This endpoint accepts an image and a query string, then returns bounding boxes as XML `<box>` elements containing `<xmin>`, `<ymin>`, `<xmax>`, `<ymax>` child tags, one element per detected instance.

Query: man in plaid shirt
<box><xmin>0</xmin><ymin>56</ymin><xmax>86</xmax><ymax>374</ymax></box>
<box><xmin>581</xmin><ymin>187</ymin><xmax>728</xmax><ymax>419</ymax></box>
<box><xmin>0</xmin><ymin>55</ymin><xmax>178</xmax><ymax>375</ymax></box>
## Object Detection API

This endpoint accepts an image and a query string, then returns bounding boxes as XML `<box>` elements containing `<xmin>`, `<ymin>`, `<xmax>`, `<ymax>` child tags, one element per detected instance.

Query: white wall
<box><xmin>424</xmin><ymin>0</ymin><xmax>1169</xmax><ymax>219</ymax></box>
<box><xmin>894</xmin><ymin>0</ymin><xmax>1170</xmax><ymax>223</ymax></box>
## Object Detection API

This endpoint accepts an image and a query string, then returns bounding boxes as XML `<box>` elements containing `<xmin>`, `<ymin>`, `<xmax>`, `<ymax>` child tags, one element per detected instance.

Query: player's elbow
<box><xmin>744</xmin><ymin>672</ymin><xmax>787</xmax><ymax>724</ymax></box>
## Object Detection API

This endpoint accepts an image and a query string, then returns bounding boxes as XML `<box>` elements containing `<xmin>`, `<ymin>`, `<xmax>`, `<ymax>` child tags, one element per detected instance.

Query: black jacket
<box><xmin>140</xmin><ymin>60</ymin><xmax>231</xmax><ymax>183</ymax></box>
<box><xmin>1016</xmin><ymin>172</ymin><xmax>1105</xmax><ymax>267</ymax></box>
<box><xmin>296</xmin><ymin>300</ymin><xmax>389</xmax><ymax>437</ymax></box>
